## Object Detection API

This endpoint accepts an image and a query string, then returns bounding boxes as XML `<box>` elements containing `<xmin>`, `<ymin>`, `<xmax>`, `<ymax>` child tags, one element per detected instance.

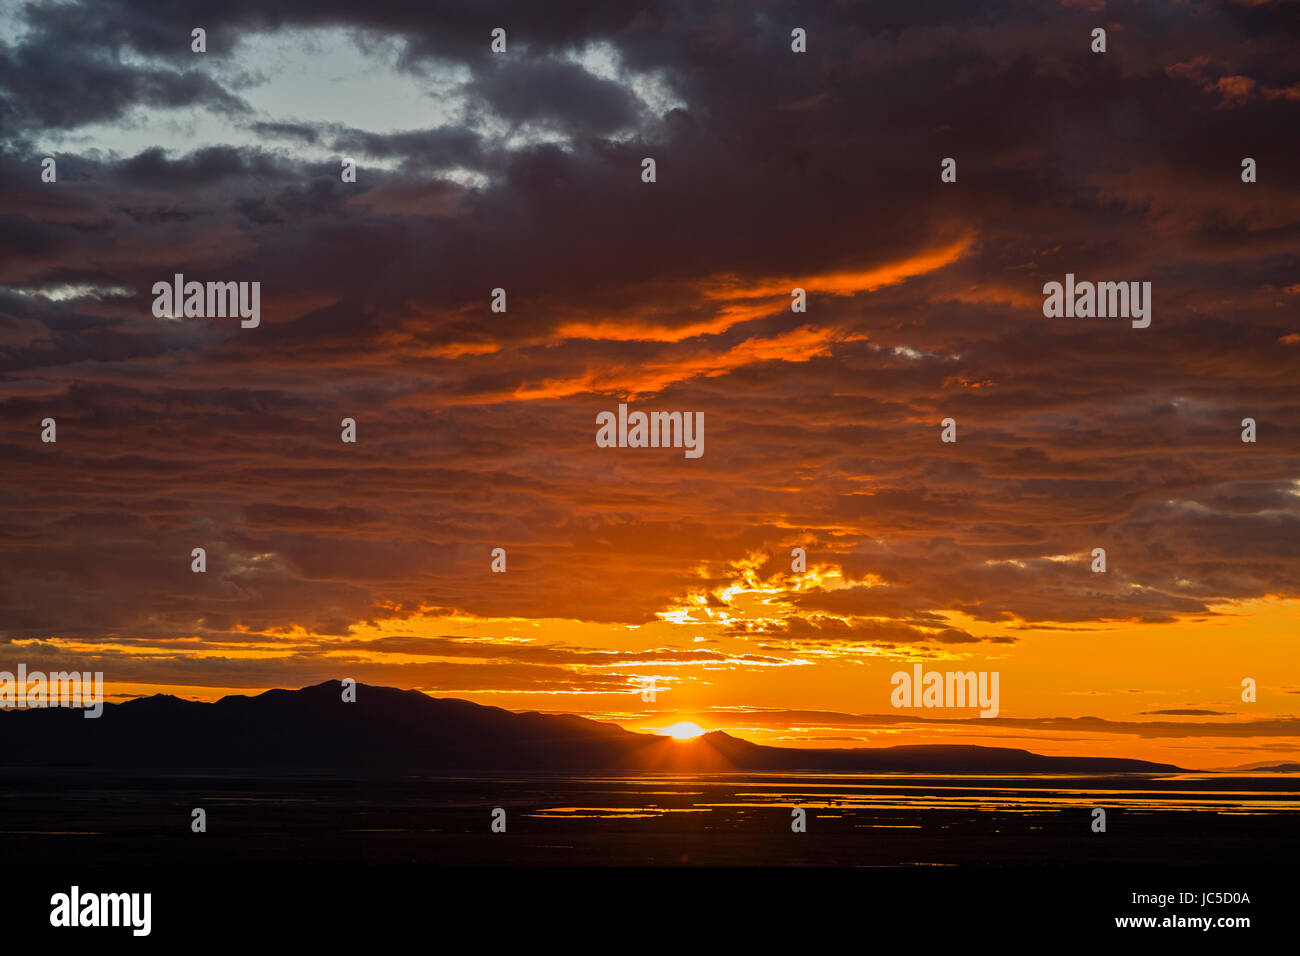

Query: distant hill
<box><xmin>1217</xmin><ymin>761</ymin><xmax>1300</xmax><ymax>773</ymax></box>
<box><xmin>0</xmin><ymin>680</ymin><xmax>1183</xmax><ymax>773</ymax></box>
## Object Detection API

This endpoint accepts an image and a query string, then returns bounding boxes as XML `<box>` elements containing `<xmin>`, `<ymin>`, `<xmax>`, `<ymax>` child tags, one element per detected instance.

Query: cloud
<box><xmin>0</xmin><ymin>0</ymin><xmax>1296</xmax><ymax>727</ymax></box>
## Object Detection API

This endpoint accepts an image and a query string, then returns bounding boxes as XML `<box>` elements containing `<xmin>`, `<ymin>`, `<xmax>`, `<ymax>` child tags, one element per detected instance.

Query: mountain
<box><xmin>695</xmin><ymin>729</ymin><xmax>1181</xmax><ymax>773</ymax></box>
<box><xmin>1217</xmin><ymin>761</ymin><xmax>1300</xmax><ymax>772</ymax></box>
<box><xmin>0</xmin><ymin>680</ymin><xmax>1183</xmax><ymax>772</ymax></box>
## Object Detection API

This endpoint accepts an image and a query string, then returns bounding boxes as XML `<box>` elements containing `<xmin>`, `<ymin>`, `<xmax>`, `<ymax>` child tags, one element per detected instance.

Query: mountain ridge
<box><xmin>0</xmin><ymin>679</ymin><xmax>1185</xmax><ymax>773</ymax></box>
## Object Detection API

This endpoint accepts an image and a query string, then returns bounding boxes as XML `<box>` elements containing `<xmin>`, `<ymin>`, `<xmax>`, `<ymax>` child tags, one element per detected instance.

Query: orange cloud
<box><xmin>700</xmin><ymin>236</ymin><xmax>973</xmax><ymax>301</ymax></box>
<box><xmin>555</xmin><ymin>237</ymin><xmax>972</xmax><ymax>343</ymax></box>
<box><xmin>505</xmin><ymin>325</ymin><xmax>853</xmax><ymax>401</ymax></box>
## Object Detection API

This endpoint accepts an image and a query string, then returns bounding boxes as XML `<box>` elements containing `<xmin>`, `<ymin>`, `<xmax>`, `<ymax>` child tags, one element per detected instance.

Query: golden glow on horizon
<box><xmin>36</xmin><ymin>554</ymin><xmax>1300</xmax><ymax>768</ymax></box>
<box><xmin>660</xmin><ymin>721</ymin><xmax>707</xmax><ymax>740</ymax></box>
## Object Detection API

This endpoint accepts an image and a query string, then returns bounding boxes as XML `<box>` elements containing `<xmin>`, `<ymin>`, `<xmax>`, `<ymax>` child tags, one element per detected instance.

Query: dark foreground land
<box><xmin>2</xmin><ymin>770</ymin><xmax>1293</xmax><ymax>941</ymax></box>
<box><xmin>2</xmin><ymin>769</ymin><xmax>1297</xmax><ymax>868</ymax></box>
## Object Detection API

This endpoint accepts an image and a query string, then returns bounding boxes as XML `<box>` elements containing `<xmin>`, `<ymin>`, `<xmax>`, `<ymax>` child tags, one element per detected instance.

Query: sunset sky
<box><xmin>1</xmin><ymin>0</ymin><xmax>1297</xmax><ymax>770</ymax></box>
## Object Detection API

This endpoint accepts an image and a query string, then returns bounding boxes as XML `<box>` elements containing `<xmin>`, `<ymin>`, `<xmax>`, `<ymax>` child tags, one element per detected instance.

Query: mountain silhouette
<box><xmin>0</xmin><ymin>680</ymin><xmax>1182</xmax><ymax>772</ymax></box>
<box><xmin>1218</xmin><ymin>761</ymin><xmax>1300</xmax><ymax>773</ymax></box>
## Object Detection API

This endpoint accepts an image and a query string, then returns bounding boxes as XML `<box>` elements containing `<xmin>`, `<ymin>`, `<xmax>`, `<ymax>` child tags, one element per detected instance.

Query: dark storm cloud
<box><xmin>465</xmin><ymin>57</ymin><xmax>644</xmax><ymax>135</ymax></box>
<box><xmin>328</xmin><ymin>126</ymin><xmax>485</xmax><ymax>169</ymax></box>
<box><xmin>18</xmin><ymin>0</ymin><xmax>673</xmax><ymax>66</ymax></box>
<box><xmin>117</xmin><ymin>145</ymin><xmax>283</xmax><ymax>185</ymax></box>
<box><xmin>247</xmin><ymin>120</ymin><xmax>319</xmax><ymax>144</ymax></box>
<box><xmin>0</xmin><ymin>0</ymin><xmax>1296</xmax><ymax>697</ymax></box>
<box><xmin>0</xmin><ymin>9</ymin><xmax>248</xmax><ymax>132</ymax></box>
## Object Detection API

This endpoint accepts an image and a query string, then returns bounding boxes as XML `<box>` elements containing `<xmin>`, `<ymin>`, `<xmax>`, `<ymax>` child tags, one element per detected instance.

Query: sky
<box><xmin>0</xmin><ymin>0</ymin><xmax>1297</xmax><ymax>770</ymax></box>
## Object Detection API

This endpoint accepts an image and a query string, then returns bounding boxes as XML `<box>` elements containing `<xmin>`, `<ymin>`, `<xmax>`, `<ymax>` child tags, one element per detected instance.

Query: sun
<box><xmin>660</xmin><ymin>721</ymin><xmax>707</xmax><ymax>740</ymax></box>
